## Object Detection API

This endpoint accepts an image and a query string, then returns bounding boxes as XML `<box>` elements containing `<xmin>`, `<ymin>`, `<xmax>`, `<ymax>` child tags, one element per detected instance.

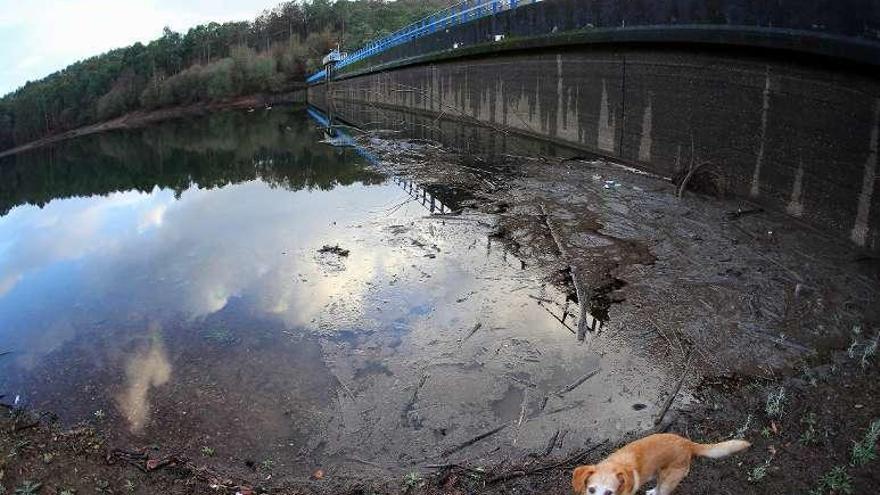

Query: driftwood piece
<box><xmin>539</xmin><ymin>395</ymin><xmax>550</xmax><ymax>411</ymax></box>
<box><xmin>725</xmin><ymin>207</ymin><xmax>764</xmax><ymax>220</ymax></box>
<box><xmin>442</xmin><ymin>424</ymin><xmax>508</xmax><ymax>457</ymax></box>
<box><xmin>402</xmin><ymin>374</ymin><xmax>429</xmax><ymax>423</ymax></box>
<box><xmin>423</xmin><ymin>462</ymin><xmax>489</xmax><ymax>475</ymax></box>
<box><xmin>109</xmin><ymin>448</ymin><xmax>149</xmax><ymax>473</ymax></box>
<box><xmin>459</xmin><ymin>323</ymin><xmax>482</xmax><ymax>345</ymax></box>
<box><xmin>512</xmin><ymin>389</ymin><xmax>530</xmax><ymax>446</ymax></box>
<box><xmin>654</xmin><ymin>353</ymin><xmax>693</xmax><ymax>427</ymax></box>
<box><xmin>570</xmin><ymin>266</ymin><xmax>591</xmax><ymax>341</ymax></box>
<box><xmin>676</xmin><ymin>160</ymin><xmax>712</xmax><ymax>198</ymax></box>
<box><xmin>536</xmin><ymin>301</ymin><xmax>576</xmax><ymax>334</ymax></box>
<box><xmin>347</xmin><ymin>456</ymin><xmax>383</xmax><ymax>468</ymax></box>
<box><xmin>516</xmin><ymin>391</ymin><xmax>528</xmax><ymax>428</ymax></box>
<box><xmin>528</xmin><ymin>294</ymin><xmax>555</xmax><ymax>304</ymax></box>
<box><xmin>487</xmin><ymin>440</ymin><xmax>608</xmax><ymax>484</ymax></box>
<box><xmin>539</xmin><ymin>203</ymin><xmax>592</xmax><ymax>341</ymax></box>
<box><xmin>554</xmin><ymin>368</ymin><xmax>601</xmax><ymax>397</ymax></box>
<box><xmin>675</xmin><ymin>135</ymin><xmax>712</xmax><ymax>198</ymax></box>
<box><xmin>539</xmin><ymin>203</ymin><xmax>567</xmax><ymax>258</ymax></box>
<box><xmin>542</xmin><ymin>430</ymin><xmax>561</xmax><ymax>457</ymax></box>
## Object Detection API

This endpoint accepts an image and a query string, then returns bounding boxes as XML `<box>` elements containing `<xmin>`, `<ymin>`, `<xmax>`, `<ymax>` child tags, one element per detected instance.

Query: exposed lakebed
<box><xmin>0</xmin><ymin>107</ymin><xmax>667</xmax><ymax>479</ymax></box>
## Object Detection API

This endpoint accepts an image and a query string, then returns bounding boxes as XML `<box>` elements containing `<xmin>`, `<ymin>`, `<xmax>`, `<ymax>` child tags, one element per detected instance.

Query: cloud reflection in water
<box><xmin>117</xmin><ymin>322</ymin><xmax>171</xmax><ymax>433</ymax></box>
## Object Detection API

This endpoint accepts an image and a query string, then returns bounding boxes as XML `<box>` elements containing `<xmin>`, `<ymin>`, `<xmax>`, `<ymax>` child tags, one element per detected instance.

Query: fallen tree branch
<box><xmin>513</xmin><ymin>390</ymin><xmax>530</xmax><ymax>446</ymax></box>
<box><xmin>13</xmin><ymin>421</ymin><xmax>40</xmax><ymax>432</ymax></box>
<box><xmin>13</xmin><ymin>411</ymin><xmax>52</xmax><ymax>432</ymax></box>
<box><xmin>459</xmin><ymin>322</ymin><xmax>483</xmax><ymax>345</ymax></box>
<box><xmin>536</xmin><ymin>301</ymin><xmax>576</xmax><ymax>335</ymax></box>
<box><xmin>442</xmin><ymin>424</ymin><xmax>508</xmax><ymax>457</ymax></box>
<box><xmin>554</xmin><ymin>368</ymin><xmax>601</xmax><ymax>397</ymax></box>
<box><xmin>570</xmin><ymin>266</ymin><xmax>591</xmax><ymax>341</ymax></box>
<box><xmin>654</xmin><ymin>352</ymin><xmax>693</xmax><ymax>427</ymax></box>
<box><xmin>676</xmin><ymin>134</ymin><xmax>713</xmax><ymax>198</ymax></box>
<box><xmin>541</xmin><ymin>203</ymin><xmax>590</xmax><ymax>342</ymax></box>
<box><xmin>676</xmin><ymin>160</ymin><xmax>712</xmax><ymax>198</ymax></box>
<box><xmin>109</xmin><ymin>449</ymin><xmax>149</xmax><ymax>473</ymax></box>
<box><xmin>423</xmin><ymin>462</ymin><xmax>489</xmax><ymax>475</ymax></box>
<box><xmin>528</xmin><ymin>294</ymin><xmax>555</xmax><ymax>304</ymax></box>
<box><xmin>487</xmin><ymin>440</ymin><xmax>608</xmax><ymax>484</ymax></box>
<box><xmin>347</xmin><ymin>456</ymin><xmax>383</xmax><ymax>468</ymax></box>
<box><xmin>725</xmin><ymin>207</ymin><xmax>764</xmax><ymax>220</ymax></box>
<box><xmin>542</xmin><ymin>430</ymin><xmax>560</xmax><ymax>457</ymax></box>
<box><xmin>539</xmin><ymin>203</ymin><xmax>567</xmax><ymax>258</ymax></box>
<box><xmin>402</xmin><ymin>374</ymin><xmax>429</xmax><ymax>424</ymax></box>
<box><xmin>540</xmin><ymin>203</ymin><xmax>593</xmax><ymax>340</ymax></box>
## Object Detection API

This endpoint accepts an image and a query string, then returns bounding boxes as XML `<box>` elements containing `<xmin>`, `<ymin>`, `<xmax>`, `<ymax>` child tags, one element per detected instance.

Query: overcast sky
<box><xmin>0</xmin><ymin>0</ymin><xmax>281</xmax><ymax>96</ymax></box>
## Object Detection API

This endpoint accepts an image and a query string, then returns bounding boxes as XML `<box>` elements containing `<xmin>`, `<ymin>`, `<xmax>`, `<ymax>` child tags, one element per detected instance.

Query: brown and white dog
<box><xmin>572</xmin><ymin>433</ymin><xmax>750</xmax><ymax>495</ymax></box>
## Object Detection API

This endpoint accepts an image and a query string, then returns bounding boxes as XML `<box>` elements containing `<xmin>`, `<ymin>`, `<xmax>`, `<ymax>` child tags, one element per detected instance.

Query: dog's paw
<box><xmin>646</xmin><ymin>489</ymin><xmax>657</xmax><ymax>495</ymax></box>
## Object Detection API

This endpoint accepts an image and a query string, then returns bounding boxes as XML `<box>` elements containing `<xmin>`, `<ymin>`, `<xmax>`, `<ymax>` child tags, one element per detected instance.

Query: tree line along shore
<box><xmin>0</xmin><ymin>0</ymin><xmax>453</xmax><ymax>153</ymax></box>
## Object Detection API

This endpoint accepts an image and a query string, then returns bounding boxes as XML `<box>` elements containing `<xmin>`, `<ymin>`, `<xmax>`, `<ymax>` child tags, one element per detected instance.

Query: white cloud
<box><xmin>138</xmin><ymin>203</ymin><xmax>167</xmax><ymax>232</ymax></box>
<box><xmin>0</xmin><ymin>0</ymin><xmax>274</xmax><ymax>94</ymax></box>
<box><xmin>0</xmin><ymin>188</ymin><xmax>163</xmax><ymax>296</ymax></box>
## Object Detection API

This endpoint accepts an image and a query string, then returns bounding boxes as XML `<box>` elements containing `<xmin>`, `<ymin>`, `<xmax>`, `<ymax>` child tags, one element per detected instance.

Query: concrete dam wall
<box><xmin>309</xmin><ymin>2</ymin><xmax>880</xmax><ymax>251</ymax></box>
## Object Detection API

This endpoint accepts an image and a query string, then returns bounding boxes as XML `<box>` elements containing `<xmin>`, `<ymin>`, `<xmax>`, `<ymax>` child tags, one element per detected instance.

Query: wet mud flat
<box><xmin>344</xmin><ymin>132</ymin><xmax>880</xmax><ymax>494</ymax></box>
<box><xmin>1</xmin><ymin>107</ymin><xmax>879</xmax><ymax>495</ymax></box>
<box><xmin>0</xmin><ymin>107</ymin><xmax>658</xmax><ymax>495</ymax></box>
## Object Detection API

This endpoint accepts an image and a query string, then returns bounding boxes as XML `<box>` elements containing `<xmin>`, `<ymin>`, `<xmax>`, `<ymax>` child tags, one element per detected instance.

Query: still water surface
<box><xmin>0</xmin><ymin>107</ymin><xmax>662</xmax><ymax>476</ymax></box>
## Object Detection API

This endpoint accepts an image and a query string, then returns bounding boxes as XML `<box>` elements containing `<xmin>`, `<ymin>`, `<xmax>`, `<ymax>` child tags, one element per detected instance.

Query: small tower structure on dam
<box><xmin>321</xmin><ymin>45</ymin><xmax>348</xmax><ymax>83</ymax></box>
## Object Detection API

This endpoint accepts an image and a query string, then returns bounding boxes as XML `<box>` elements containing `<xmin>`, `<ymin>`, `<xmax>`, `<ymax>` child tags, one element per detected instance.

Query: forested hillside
<box><xmin>0</xmin><ymin>0</ymin><xmax>451</xmax><ymax>152</ymax></box>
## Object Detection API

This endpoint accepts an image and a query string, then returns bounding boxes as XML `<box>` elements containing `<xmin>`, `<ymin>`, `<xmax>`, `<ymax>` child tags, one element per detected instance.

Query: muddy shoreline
<box><xmin>2</xmin><ymin>117</ymin><xmax>879</xmax><ymax>494</ymax></box>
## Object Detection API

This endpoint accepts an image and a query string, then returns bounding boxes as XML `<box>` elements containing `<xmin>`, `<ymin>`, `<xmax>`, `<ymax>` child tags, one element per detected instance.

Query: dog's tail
<box><xmin>690</xmin><ymin>439</ymin><xmax>751</xmax><ymax>459</ymax></box>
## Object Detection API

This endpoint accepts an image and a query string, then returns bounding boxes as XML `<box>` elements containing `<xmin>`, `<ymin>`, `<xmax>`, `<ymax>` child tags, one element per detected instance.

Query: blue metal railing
<box><xmin>306</xmin><ymin>106</ymin><xmax>380</xmax><ymax>164</ymax></box>
<box><xmin>307</xmin><ymin>0</ymin><xmax>540</xmax><ymax>84</ymax></box>
<box><xmin>306</xmin><ymin>106</ymin><xmax>453</xmax><ymax>214</ymax></box>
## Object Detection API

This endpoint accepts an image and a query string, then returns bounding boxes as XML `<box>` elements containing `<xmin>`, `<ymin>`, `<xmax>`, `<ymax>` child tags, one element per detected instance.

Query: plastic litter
<box><xmin>603</xmin><ymin>180</ymin><xmax>621</xmax><ymax>189</ymax></box>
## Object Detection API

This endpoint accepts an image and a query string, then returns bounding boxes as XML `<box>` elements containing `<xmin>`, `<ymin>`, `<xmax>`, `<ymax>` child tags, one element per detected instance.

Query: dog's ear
<box><xmin>615</xmin><ymin>469</ymin><xmax>634</xmax><ymax>495</ymax></box>
<box><xmin>572</xmin><ymin>465</ymin><xmax>596</xmax><ymax>493</ymax></box>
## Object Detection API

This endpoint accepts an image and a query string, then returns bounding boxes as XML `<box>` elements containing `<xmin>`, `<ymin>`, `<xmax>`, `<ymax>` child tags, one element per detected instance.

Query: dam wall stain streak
<box><xmin>310</xmin><ymin>47</ymin><xmax>880</xmax><ymax>251</ymax></box>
